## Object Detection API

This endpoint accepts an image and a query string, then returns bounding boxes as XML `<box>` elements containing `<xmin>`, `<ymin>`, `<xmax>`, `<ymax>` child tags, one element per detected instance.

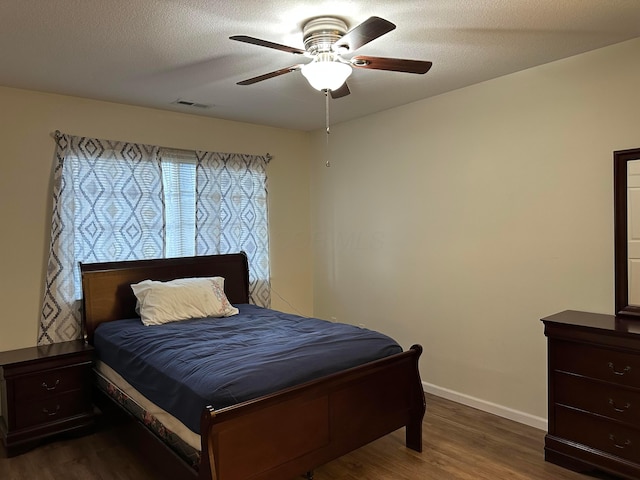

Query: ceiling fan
<box><xmin>230</xmin><ymin>16</ymin><xmax>433</xmax><ymax>98</ymax></box>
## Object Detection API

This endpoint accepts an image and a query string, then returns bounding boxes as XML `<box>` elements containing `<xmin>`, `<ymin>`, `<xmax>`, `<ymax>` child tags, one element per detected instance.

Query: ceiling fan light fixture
<box><xmin>301</xmin><ymin>60</ymin><xmax>352</xmax><ymax>92</ymax></box>
<box><xmin>231</xmin><ymin>15</ymin><xmax>432</xmax><ymax>98</ymax></box>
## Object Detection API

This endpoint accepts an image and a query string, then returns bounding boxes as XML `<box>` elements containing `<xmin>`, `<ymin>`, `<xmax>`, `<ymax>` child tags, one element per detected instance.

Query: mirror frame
<box><xmin>615</xmin><ymin>147</ymin><xmax>640</xmax><ymax>317</ymax></box>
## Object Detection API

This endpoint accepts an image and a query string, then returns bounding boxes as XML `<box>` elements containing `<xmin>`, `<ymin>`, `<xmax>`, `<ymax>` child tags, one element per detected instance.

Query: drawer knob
<box><xmin>608</xmin><ymin>362</ymin><xmax>632</xmax><ymax>376</ymax></box>
<box><xmin>609</xmin><ymin>398</ymin><xmax>632</xmax><ymax>413</ymax></box>
<box><xmin>42</xmin><ymin>405</ymin><xmax>61</xmax><ymax>417</ymax></box>
<box><xmin>41</xmin><ymin>379</ymin><xmax>60</xmax><ymax>391</ymax></box>
<box><xmin>609</xmin><ymin>434</ymin><xmax>632</xmax><ymax>449</ymax></box>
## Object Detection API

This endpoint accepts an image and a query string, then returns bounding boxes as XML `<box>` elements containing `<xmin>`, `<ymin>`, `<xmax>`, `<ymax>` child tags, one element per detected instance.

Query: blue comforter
<box><xmin>94</xmin><ymin>304</ymin><xmax>402</xmax><ymax>433</ymax></box>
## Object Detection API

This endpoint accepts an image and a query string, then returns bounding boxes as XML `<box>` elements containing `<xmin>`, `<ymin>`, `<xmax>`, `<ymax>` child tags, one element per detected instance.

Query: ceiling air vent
<box><xmin>172</xmin><ymin>99</ymin><xmax>212</xmax><ymax>109</ymax></box>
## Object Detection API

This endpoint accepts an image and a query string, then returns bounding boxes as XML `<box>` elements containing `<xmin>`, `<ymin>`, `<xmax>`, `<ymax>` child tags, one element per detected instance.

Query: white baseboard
<box><xmin>423</xmin><ymin>381</ymin><xmax>548</xmax><ymax>431</ymax></box>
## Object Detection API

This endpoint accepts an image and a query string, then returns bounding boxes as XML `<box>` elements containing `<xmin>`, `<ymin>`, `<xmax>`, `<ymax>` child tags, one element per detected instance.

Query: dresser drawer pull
<box><xmin>42</xmin><ymin>405</ymin><xmax>61</xmax><ymax>417</ymax></box>
<box><xmin>609</xmin><ymin>398</ymin><xmax>632</xmax><ymax>412</ymax></box>
<box><xmin>41</xmin><ymin>379</ymin><xmax>60</xmax><ymax>391</ymax></box>
<box><xmin>608</xmin><ymin>362</ymin><xmax>632</xmax><ymax>376</ymax></box>
<box><xmin>609</xmin><ymin>434</ymin><xmax>632</xmax><ymax>449</ymax></box>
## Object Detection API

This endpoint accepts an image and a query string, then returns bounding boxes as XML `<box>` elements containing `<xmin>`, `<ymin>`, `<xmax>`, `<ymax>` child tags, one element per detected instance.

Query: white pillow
<box><xmin>131</xmin><ymin>276</ymin><xmax>239</xmax><ymax>326</ymax></box>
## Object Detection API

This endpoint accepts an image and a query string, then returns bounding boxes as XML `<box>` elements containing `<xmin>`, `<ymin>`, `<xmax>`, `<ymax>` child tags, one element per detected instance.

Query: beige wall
<box><xmin>310</xmin><ymin>38</ymin><xmax>640</xmax><ymax>423</ymax></box>
<box><xmin>0</xmin><ymin>87</ymin><xmax>312</xmax><ymax>352</ymax></box>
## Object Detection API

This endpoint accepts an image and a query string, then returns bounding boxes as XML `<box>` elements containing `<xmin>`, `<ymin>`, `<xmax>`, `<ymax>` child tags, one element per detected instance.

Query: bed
<box><xmin>80</xmin><ymin>253</ymin><xmax>425</xmax><ymax>480</ymax></box>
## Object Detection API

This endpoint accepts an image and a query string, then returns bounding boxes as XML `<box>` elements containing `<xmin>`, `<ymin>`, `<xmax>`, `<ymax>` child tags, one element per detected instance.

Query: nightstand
<box><xmin>0</xmin><ymin>339</ymin><xmax>94</xmax><ymax>456</ymax></box>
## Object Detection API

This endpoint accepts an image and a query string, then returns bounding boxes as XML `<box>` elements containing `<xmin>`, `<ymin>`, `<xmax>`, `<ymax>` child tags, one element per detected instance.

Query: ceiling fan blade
<box><xmin>351</xmin><ymin>56</ymin><xmax>433</xmax><ymax>74</ymax></box>
<box><xmin>230</xmin><ymin>35</ymin><xmax>306</xmax><ymax>55</ymax></box>
<box><xmin>236</xmin><ymin>65</ymin><xmax>303</xmax><ymax>85</ymax></box>
<box><xmin>335</xmin><ymin>17</ymin><xmax>396</xmax><ymax>52</ymax></box>
<box><xmin>330</xmin><ymin>83</ymin><xmax>350</xmax><ymax>99</ymax></box>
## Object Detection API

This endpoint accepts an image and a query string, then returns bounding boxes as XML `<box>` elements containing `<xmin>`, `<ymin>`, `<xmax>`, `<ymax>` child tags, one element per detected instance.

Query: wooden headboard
<box><xmin>80</xmin><ymin>253</ymin><xmax>250</xmax><ymax>344</ymax></box>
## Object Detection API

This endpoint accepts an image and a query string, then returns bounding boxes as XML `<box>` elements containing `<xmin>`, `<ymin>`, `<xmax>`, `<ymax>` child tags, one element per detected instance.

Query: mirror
<box><xmin>615</xmin><ymin>147</ymin><xmax>640</xmax><ymax>317</ymax></box>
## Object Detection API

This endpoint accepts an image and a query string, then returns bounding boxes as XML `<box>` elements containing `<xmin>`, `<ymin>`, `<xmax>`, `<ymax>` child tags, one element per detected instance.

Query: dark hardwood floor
<box><xmin>0</xmin><ymin>393</ymin><xmax>620</xmax><ymax>480</ymax></box>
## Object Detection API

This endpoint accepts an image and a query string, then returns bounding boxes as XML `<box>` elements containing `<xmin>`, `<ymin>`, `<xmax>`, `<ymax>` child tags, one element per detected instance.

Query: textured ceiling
<box><xmin>1</xmin><ymin>0</ymin><xmax>639</xmax><ymax>131</ymax></box>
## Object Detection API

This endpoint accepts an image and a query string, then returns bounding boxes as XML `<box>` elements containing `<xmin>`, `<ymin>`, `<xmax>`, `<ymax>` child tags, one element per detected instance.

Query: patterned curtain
<box><xmin>39</xmin><ymin>133</ymin><xmax>271</xmax><ymax>345</ymax></box>
<box><xmin>39</xmin><ymin>133</ymin><xmax>164</xmax><ymax>344</ymax></box>
<box><xmin>195</xmin><ymin>152</ymin><xmax>271</xmax><ymax>307</ymax></box>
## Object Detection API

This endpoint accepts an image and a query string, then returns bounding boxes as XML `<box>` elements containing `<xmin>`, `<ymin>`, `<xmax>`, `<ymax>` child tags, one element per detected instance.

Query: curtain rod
<box><xmin>52</xmin><ymin>130</ymin><xmax>273</xmax><ymax>161</ymax></box>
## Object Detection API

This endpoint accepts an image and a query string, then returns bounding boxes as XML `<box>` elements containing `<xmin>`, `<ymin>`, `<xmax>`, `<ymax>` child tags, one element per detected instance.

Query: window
<box><xmin>162</xmin><ymin>152</ymin><xmax>197</xmax><ymax>258</ymax></box>
<box><xmin>39</xmin><ymin>133</ymin><xmax>271</xmax><ymax>344</ymax></box>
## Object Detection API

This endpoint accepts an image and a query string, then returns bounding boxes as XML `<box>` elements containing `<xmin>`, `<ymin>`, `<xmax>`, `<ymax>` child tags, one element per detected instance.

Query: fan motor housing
<box><xmin>303</xmin><ymin>17</ymin><xmax>348</xmax><ymax>54</ymax></box>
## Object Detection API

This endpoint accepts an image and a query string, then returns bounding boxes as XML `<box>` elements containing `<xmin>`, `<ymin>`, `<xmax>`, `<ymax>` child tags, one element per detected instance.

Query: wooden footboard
<box><xmin>199</xmin><ymin>345</ymin><xmax>425</xmax><ymax>480</ymax></box>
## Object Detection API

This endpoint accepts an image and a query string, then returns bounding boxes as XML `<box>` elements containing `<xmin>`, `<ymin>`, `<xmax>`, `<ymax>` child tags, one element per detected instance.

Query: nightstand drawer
<box><xmin>14</xmin><ymin>390</ymin><xmax>91</xmax><ymax>430</ymax></box>
<box><xmin>555</xmin><ymin>372</ymin><xmax>640</xmax><ymax>425</ymax></box>
<box><xmin>552</xmin><ymin>341</ymin><xmax>640</xmax><ymax>388</ymax></box>
<box><xmin>13</xmin><ymin>363</ymin><xmax>91</xmax><ymax>401</ymax></box>
<box><xmin>555</xmin><ymin>406</ymin><xmax>640</xmax><ymax>463</ymax></box>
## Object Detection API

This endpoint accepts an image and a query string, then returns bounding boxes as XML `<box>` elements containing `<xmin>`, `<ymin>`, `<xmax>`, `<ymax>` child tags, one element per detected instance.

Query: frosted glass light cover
<box><xmin>301</xmin><ymin>61</ymin><xmax>352</xmax><ymax>91</ymax></box>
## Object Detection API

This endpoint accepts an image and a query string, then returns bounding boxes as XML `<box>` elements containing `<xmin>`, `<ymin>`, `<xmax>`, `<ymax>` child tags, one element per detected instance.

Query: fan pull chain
<box><xmin>325</xmin><ymin>89</ymin><xmax>330</xmax><ymax>167</ymax></box>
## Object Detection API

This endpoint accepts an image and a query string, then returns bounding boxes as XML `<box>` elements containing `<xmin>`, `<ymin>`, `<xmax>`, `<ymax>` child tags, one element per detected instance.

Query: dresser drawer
<box><xmin>13</xmin><ymin>363</ymin><xmax>91</xmax><ymax>401</ymax></box>
<box><xmin>552</xmin><ymin>341</ymin><xmax>640</xmax><ymax>388</ymax></box>
<box><xmin>555</xmin><ymin>406</ymin><xmax>640</xmax><ymax>463</ymax></box>
<box><xmin>14</xmin><ymin>390</ymin><xmax>91</xmax><ymax>430</ymax></box>
<box><xmin>555</xmin><ymin>372</ymin><xmax>640</xmax><ymax>425</ymax></box>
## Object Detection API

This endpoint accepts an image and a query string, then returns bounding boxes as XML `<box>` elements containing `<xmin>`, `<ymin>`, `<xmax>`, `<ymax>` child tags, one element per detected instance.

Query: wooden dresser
<box><xmin>543</xmin><ymin>310</ymin><xmax>640</xmax><ymax>479</ymax></box>
<box><xmin>0</xmin><ymin>340</ymin><xmax>94</xmax><ymax>456</ymax></box>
